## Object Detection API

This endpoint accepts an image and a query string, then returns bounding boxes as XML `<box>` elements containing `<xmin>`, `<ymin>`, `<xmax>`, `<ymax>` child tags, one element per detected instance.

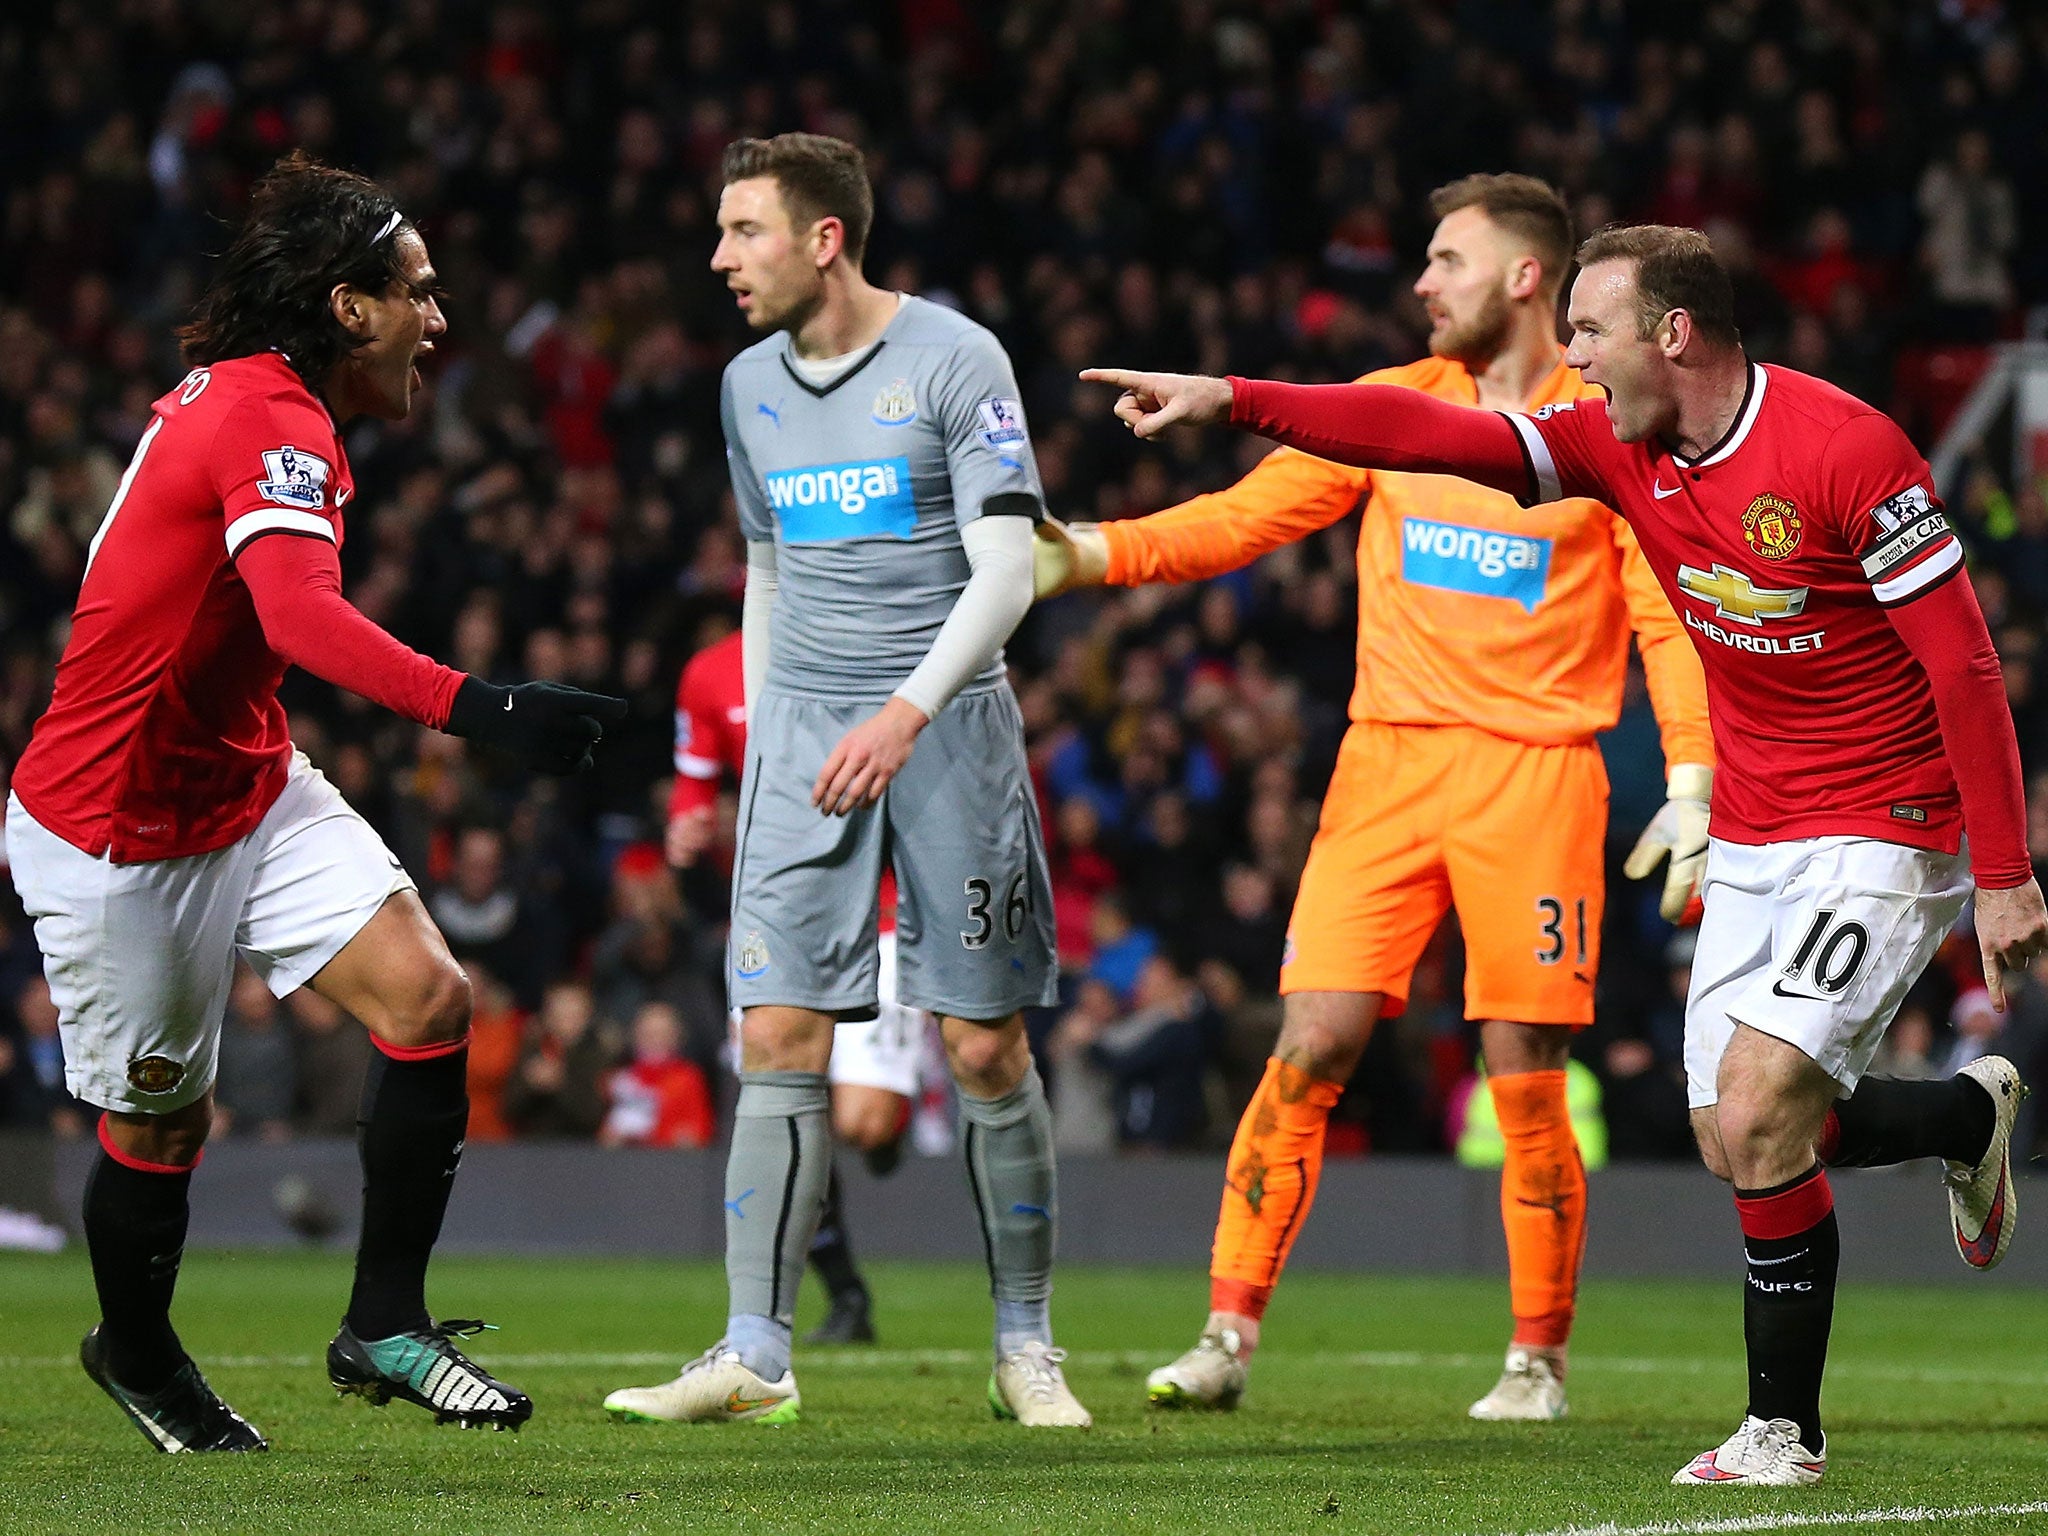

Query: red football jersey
<box><xmin>669</xmin><ymin>630</ymin><xmax>746</xmax><ymax>821</ymax></box>
<box><xmin>1507</xmin><ymin>364</ymin><xmax>1966</xmax><ymax>852</ymax></box>
<box><xmin>16</xmin><ymin>354</ymin><xmax>362</xmax><ymax>862</ymax></box>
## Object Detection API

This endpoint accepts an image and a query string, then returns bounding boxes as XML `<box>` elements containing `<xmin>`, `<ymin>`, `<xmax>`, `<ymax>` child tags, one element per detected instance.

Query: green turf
<box><xmin>1</xmin><ymin>1251</ymin><xmax>2045</xmax><ymax>1534</ymax></box>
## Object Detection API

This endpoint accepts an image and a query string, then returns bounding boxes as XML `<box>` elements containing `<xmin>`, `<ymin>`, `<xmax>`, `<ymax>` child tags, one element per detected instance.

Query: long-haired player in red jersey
<box><xmin>668</xmin><ymin>628</ymin><xmax>923</xmax><ymax>1345</ymax></box>
<box><xmin>1080</xmin><ymin>222</ymin><xmax>2047</xmax><ymax>1488</ymax></box>
<box><xmin>5</xmin><ymin>154</ymin><xmax>625</xmax><ymax>1452</ymax></box>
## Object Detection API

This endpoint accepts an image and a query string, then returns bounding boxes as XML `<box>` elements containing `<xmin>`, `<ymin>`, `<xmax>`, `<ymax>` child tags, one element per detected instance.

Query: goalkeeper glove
<box><xmin>1033</xmin><ymin>516</ymin><xmax>1109</xmax><ymax>599</ymax></box>
<box><xmin>444</xmin><ymin>677</ymin><xmax>628</xmax><ymax>775</ymax></box>
<box><xmin>1624</xmin><ymin>762</ymin><xmax>1713</xmax><ymax>922</ymax></box>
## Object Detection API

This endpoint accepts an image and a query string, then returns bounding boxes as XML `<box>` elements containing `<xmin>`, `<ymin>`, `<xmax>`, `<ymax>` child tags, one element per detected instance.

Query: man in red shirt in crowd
<box><xmin>5</xmin><ymin>154</ymin><xmax>624</xmax><ymax>1451</ymax></box>
<box><xmin>668</xmin><ymin>628</ymin><xmax>922</xmax><ymax>1343</ymax></box>
<box><xmin>1080</xmin><ymin>222</ymin><xmax>2044</xmax><ymax>1487</ymax></box>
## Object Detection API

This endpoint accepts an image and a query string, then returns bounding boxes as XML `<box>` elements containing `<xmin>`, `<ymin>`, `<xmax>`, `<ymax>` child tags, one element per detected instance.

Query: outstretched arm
<box><xmin>236</xmin><ymin>533</ymin><xmax>463</xmax><ymax>727</ymax></box>
<box><xmin>236</xmin><ymin>535</ymin><xmax>623</xmax><ymax>775</ymax></box>
<box><xmin>1078</xmin><ymin>369</ymin><xmax>1532</xmax><ymax>497</ymax></box>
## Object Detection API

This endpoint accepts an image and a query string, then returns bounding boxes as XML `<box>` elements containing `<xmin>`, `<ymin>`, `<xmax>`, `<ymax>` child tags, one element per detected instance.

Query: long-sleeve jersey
<box><xmin>1225</xmin><ymin>364</ymin><xmax>2027</xmax><ymax>886</ymax></box>
<box><xmin>14</xmin><ymin>354</ymin><xmax>462</xmax><ymax>862</ymax></box>
<box><xmin>1102</xmin><ymin>355</ymin><xmax>1713</xmax><ymax>766</ymax></box>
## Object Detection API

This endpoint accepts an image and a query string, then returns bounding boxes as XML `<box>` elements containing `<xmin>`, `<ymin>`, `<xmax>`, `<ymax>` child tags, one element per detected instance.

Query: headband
<box><xmin>372</xmin><ymin>210</ymin><xmax>404</xmax><ymax>245</ymax></box>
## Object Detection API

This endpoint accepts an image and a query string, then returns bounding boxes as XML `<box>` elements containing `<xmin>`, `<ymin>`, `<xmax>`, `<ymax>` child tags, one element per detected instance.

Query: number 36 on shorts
<box><xmin>962</xmin><ymin>872</ymin><xmax>1031</xmax><ymax>950</ymax></box>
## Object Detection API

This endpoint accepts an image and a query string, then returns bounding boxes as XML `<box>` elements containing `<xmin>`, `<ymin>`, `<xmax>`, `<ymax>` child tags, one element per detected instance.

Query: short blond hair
<box><xmin>1428</xmin><ymin>173</ymin><xmax>1574</xmax><ymax>294</ymax></box>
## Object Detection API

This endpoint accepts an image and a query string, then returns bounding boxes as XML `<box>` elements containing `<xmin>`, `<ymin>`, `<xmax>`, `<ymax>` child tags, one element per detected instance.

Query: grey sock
<box><xmin>724</xmin><ymin>1070</ymin><xmax>831</xmax><ymax>1379</ymax></box>
<box><xmin>958</xmin><ymin>1065</ymin><xmax>1057</xmax><ymax>1354</ymax></box>
<box><xmin>724</xmin><ymin>1313</ymin><xmax>791</xmax><ymax>1381</ymax></box>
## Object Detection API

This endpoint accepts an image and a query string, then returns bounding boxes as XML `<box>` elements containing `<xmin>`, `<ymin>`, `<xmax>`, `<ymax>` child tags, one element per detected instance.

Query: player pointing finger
<box><xmin>1076</xmin><ymin>368</ymin><xmax>1235</xmax><ymax>437</ymax></box>
<box><xmin>1975</xmin><ymin>878</ymin><xmax>2048</xmax><ymax>1011</ymax></box>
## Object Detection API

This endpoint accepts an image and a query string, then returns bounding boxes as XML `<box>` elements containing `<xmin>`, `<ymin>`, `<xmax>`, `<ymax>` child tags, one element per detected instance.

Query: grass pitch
<box><xmin>1</xmin><ymin>1252</ymin><xmax>2045</xmax><ymax>1535</ymax></box>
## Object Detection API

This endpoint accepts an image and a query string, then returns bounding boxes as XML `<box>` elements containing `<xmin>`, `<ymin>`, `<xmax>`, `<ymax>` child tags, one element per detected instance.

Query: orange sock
<box><xmin>1208</xmin><ymin>1057</ymin><xmax>1345</xmax><ymax>1320</ymax></box>
<box><xmin>1490</xmin><ymin>1069</ymin><xmax>1586</xmax><ymax>1351</ymax></box>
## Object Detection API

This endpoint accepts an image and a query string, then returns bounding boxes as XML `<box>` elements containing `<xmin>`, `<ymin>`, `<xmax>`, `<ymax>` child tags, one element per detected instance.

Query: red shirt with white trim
<box><xmin>14</xmin><ymin>353</ymin><xmax>460</xmax><ymax>863</ymax></box>
<box><xmin>670</xmin><ymin>631</ymin><xmax>746</xmax><ymax>822</ymax></box>
<box><xmin>1504</xmin><ymin>363</ymin><xmax>1975</xmax><ymax>856</ymax></box>
<box><xmin>1227</xmin><ymin>367</ymin><xmax>2026</xmax><ymax>886</ymax></box>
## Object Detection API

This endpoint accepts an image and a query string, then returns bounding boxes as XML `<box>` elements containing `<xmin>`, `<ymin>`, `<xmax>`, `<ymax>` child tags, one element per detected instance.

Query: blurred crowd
<box><xmin>2</xmin><ymin>0</ymin><xmax>2046</xmax><ymax>1166</ymax></box>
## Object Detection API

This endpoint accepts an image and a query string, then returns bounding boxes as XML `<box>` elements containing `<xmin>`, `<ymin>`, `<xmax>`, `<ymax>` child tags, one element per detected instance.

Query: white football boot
<box><xmin>1145</xmin><ymin>1329</ymin><xmax>1247</xmax><ymax>1410</ymax></box>
<box><xmin>1467</xmin><ymin>1347</ymin><xmax>1568</xmax><ymax>1421</ymax></box>
<box><xmin>1947</xmin><ymin>1054</ymin><xmax>2027</xmax><ymax>1270</ymax></box>
<box><xmin>1672</xmin><ymin>1415</ymin><xmax>1825</xmax><ymax>1486</ymax></box>
<box><xmin>988</xmin><ymin>1342</ymin><xmax>1092</xmax><ymax>1427</ymax></box>
<box><xmin>602</xmin><ymin>1343</ymin><xmax>800</xmax><ymax>1424</ymax></box>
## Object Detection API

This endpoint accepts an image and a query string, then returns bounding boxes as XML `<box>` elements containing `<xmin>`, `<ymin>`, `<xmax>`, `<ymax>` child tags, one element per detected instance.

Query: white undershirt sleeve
<box><xmin>892</xmin><ymin>515</ymin><xmax>1036</xmax><ymax>721</ymax></box>
<box><xmin>742</xmin><ymin>539</ymin><xmax>778</xmax><ymax>716</ymax></box>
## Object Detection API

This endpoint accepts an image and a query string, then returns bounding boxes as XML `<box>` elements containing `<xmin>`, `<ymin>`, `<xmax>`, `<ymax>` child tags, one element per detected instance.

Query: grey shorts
<box><xmin>730</xmin><ymin>686</ymin><xmax>1058</xmax><ymax>1019</ymax></box>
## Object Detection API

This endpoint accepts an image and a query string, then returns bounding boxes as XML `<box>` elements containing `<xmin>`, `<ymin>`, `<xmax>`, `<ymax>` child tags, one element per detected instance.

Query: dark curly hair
<box><xmin>178</xmin><ymin>151</ymin><xmax>413</xmax><ymax>387</ymax></box>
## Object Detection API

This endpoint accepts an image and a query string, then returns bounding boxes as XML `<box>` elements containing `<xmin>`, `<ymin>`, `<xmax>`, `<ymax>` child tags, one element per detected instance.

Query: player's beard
<box><xmin>764</xmin><ymin>275</ymin><xmax>827</xmax><ymax>338</ymax></box>
<box><xmin>1427</xmin><ymin>286</ymin><xmax>1512</xmax><ymax>368</ymax></box>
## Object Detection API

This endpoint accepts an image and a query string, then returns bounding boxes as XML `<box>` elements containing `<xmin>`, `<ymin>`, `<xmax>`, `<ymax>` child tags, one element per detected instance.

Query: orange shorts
<box><xmin>1280</xmin><ymin>721</ymin><xmax>1609</xmax><ymax>1026</ymax></box>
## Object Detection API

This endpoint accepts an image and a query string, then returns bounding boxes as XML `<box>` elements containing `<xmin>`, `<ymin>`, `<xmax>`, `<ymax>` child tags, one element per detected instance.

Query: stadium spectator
<box><xmin>1082</xmin><ymin>950</ymin><xmax>1223</xmax><ymax>1152</ymax></box>
<box><xmin>10</xmin><ymin>976</ymin><xmax>85</xmax><ymax>1138</ymax></box>
<box><xmin>214</xmin><ymin>967</ymin><xmax>297</xmax><ymax>1142</ymax></box>
<box><xmin>598</xmin><ymin>1000</ymin><xmax>715</xmax><ymax>1149</ymax></box>
<box><xmin>288</xmin><ymin>991</ymin><xmax>369</xmax><ymax>1137</ymax></box>
<box><xmin>5</xmin><ymin>0</ymin><xmax>2047</xmax><ymax>1164</ymax></box>
<box><xmin>428</xmin><ymin>825</ymin><xmax>553</xmax><ymax>1010</ymax></box>
<box><xmin>503</xmin><ymin>979</ymin><xmax>618</xmax><ymax>1139</ymax></box>
<box><xmin>463</xmin><ymin>965</ymin><xmax>529</xmax><ymax>1144</ymax></box>
<box><xmin>1917</xmin><ymin>129</ymin><xmax>2018</xmax><ymax>340</ymax></box>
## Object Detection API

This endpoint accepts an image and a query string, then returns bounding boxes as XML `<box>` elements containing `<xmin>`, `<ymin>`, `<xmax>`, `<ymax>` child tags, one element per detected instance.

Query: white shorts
<box><xmin>4</xmin><ymin>754</ymin><xmax>411</xmax><ymax>1114</ymax></box>
<box><xmin>1684</xmin><ymin>835</ymin><xmax>1971</xmax><ymax>1109</ymax></box>
<box><xmin>725</xmin><ymin>930</ymin><xmax>928</xmax><ymax>1099</ymax></box>
<box><xmin>830</xmin><ymin>931</ymin><xmax>927</xmax><ymax>1097</ymax></box>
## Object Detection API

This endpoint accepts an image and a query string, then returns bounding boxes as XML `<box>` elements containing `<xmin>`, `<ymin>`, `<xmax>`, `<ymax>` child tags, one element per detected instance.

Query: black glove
<box><xmin>443</xmin><ymin>677</ymin><xmax>628</xmax><ymax>775</ymax></box>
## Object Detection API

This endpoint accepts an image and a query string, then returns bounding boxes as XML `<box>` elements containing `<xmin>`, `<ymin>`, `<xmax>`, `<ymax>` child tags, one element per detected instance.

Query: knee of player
<box><xmin>1275</xmin><ymin>1016</ymin><xmax>1365</xmax><ymax>1080</ymax></box>
<box><xmin>1709</xmin><ymin>1090</ymin><xmax>1803</xmax><ymax>1175</ymax></box>
<box><xmin>108</xmin><ymin>1097</ymin><xmax>213</xmax><ymax>1167</ymax></box>
<box><xmin>946</xmin><ymin>1020</ymin><xmax>1026</xmax><ymax>1090</ymax></box>
<box><xmin>834</xmin><ymin>1097</ymin><xmax>904</xmax><ymax>1150</ymax></box>
<box><xmin>406</xmin><ymin>961</ymin><xmax>474</xmax><ymax>1046</ymax></box>
<box><xmin>1691</xmin><ymin>1120</ymin><xmax>1733</xmax><ymax>1183</ymax></box>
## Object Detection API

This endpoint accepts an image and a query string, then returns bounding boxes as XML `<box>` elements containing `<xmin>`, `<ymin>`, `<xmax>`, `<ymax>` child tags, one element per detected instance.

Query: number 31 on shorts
<box><xmin>963</xmin><ymin>872</ymin><xmax>1030</xmax><ymax>950</ymax></box>
<box><xmin>1535</xmin><ymin>895</ymin><xmax>1589</xmax><ymax>967</ymax></box>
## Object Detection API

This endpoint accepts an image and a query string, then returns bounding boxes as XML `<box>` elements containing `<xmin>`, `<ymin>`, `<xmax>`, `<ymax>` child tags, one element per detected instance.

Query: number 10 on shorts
<box><xmin>963</xmin><ymin>872</ymin><xmax>1030</xmax><ymax>950</ymax></box>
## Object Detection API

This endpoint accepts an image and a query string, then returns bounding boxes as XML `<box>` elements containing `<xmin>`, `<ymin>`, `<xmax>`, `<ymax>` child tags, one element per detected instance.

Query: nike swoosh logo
<box><xmin>1959</xmin><ymin>1166</ymin><xmax>2009</xmax><ymax>1266</ymax></box>
<box><xmin>1771</xmin><ymin>979</ymin><xmax>1826</xmax><ymax>1002</ymax></box>
<box><xmin>724</xmin><ymin>1390</ymin><xmax>780</xmax><ymax>1414</ymax></box>
<box><xmin>1653</xmin><ymin>482</ymin><xmax>1683</xmax><ymax>499</ymax></box>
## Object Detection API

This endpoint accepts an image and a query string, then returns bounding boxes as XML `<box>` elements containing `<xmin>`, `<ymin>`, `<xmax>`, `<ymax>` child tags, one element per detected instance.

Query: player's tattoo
<box><xmin>1270</xmin><ymin>1054</ymin><xmax>1321</xmax><ymax>1102</ymax></box>
<box><xmin>1227</xmin><ymin>1148</ymin><xmax>1270</xmax><ymax>1216</ymax></box>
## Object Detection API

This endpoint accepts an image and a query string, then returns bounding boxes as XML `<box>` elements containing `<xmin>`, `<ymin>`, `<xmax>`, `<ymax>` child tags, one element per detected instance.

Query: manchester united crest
<box><xmin>126</xmin><ymin>1055</ymin><xmax>186</xmax><ymax>1095</ymax></box>
<box><xmin>1742</xmin><ymin>493</ymin><xmax>1803</xmax><ymax>561</ymax></box>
